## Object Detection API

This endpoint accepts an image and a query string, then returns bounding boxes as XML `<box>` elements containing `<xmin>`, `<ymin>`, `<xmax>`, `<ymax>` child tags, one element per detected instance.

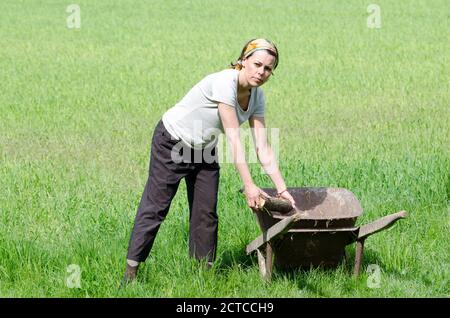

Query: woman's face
<box><xmin>241</xmin><ymin>50</ymin><xmax>276</xmax><ymax>87</ymax></box>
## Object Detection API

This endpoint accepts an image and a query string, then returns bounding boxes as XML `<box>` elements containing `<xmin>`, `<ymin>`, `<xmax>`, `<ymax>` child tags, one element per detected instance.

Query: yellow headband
<box><xmin>243</xmin><ymin>39</ymin><xmax>278</xmax><ymax>58</ymax></box>
<box><xmin>234</xmin><ymin>39</ymin><xmax>278</xmax><ymax>70</ymax></box>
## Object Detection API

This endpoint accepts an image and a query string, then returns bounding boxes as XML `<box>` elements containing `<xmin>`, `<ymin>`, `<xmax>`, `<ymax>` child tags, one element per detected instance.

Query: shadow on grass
<box><xmin>346</xmin><ymin>246</ymin><xmax>403</xmax><ymax>276</ymax></box>
<box><xmin>233</xmin><ymin>246</ymin><xmax>393</xmax><ymax>296</ymax></box>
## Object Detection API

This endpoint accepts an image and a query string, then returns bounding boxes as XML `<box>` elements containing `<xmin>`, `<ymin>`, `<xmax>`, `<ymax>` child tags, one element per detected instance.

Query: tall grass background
<box><xmin>0</xmin><ymin>0</ymin><xmax>448</xmax><ymax>297</ymax></box>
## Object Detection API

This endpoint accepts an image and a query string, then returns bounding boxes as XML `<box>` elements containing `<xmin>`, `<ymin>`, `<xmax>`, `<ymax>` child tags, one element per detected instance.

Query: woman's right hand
<box><xmin>244</xmin><ymin>184</ymin><xmax>268</xmax><ymax>209</ymax></box>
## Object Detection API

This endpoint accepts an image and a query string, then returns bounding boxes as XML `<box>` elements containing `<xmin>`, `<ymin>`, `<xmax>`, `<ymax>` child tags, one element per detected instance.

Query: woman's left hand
<box><xmin>278</xmin><ymin>190</ymin><xmax>297</xmax><ymax>209</ymax></box>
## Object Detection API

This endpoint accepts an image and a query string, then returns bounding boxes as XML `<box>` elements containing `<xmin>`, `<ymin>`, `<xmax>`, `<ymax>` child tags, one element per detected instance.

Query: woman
<box><xmin>122</xmin><ymin>38</ymin><xmax>296</xmax><ymax>284</ymax></box>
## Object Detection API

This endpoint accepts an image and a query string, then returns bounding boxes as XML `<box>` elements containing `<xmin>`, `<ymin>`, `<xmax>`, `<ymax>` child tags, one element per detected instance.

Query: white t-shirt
<box><xmin>162</xmin><ymin>69</ymin><xmax>265</xmax><ymax>149</ymax></box>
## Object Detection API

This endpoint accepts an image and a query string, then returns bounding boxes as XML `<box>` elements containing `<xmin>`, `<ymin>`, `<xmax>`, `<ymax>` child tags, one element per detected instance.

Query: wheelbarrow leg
<box><xmin>256</xmin><ymin>243</ymin><xmax>273</xmax><ymax>281</ymax></box>
<box><xmin>353</xmin><ymin>238</ymin><xmax>365</xmax><ymax>277</ymax></box>
<box><xmin>352</xmin><ymin>210</ymin><xmax>407</xmax><ymax>277</ymax></box>
<box><xmin>246</xmin><ymin>211</ymin><xmax>302</xmax><ymax>281</ymax></box>
<box><xmin>265</xmin><ymin>243</ymin><xmax>273</xmax><ymax>280</ymax></box>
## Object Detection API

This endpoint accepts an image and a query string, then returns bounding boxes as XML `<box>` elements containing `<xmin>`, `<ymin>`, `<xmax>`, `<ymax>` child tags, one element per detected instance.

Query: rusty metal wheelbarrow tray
<box><xmin>245</xmin><ymin>187</ymin><xmax>407</xmax><ymax>280</ymax></box>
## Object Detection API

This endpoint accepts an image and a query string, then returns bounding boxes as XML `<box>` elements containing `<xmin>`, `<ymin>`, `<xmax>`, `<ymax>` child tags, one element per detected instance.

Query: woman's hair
<box><xmin>230</xmin><ymin>38</ymin><xmax>279</xmax><ymax>71</ymax></box>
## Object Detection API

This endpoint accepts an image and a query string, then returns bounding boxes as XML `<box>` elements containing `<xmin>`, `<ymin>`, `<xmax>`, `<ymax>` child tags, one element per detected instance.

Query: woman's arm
<box><xmin>218</xmin><ymin>103</ymin><xmax>267</xmax><ymax>209</ymax></box>
<box><xmin>249</xmin><ymin>116</ymin><xmax>296</xmax><ymax>207</ymax></box>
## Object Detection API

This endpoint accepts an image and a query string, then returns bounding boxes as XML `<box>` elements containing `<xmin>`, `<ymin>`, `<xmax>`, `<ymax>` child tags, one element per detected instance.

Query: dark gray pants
<box><xmin>126</xmin><ymin>120</ymin><xmax>220</xmax><ymax>263</ymax></box>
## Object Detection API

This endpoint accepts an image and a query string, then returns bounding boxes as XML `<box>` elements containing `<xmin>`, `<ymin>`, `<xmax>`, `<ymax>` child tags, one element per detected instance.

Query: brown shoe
<box><xmin>119</xmin><ymin>264</ymin><xmax>139</xmax><ymax>289</ymax></box>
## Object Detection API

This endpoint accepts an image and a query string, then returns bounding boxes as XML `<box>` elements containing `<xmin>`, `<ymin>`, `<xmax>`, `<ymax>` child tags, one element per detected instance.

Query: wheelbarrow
<box><xmin>244</xmin><ymin>187</ymin><xmax>407</xmax><ymax>280</ymax></box>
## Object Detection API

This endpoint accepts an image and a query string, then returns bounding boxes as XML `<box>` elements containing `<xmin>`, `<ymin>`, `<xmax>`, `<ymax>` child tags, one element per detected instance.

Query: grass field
<box><xmin>0</xmin><ymin>0</ymin><xmax>448</xmax><ymax>298</ymax></box>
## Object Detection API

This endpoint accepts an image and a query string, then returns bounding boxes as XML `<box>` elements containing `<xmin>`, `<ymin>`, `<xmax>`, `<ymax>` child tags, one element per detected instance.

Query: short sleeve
<box><xmin>210</xmin><ymin>70</ymin><xmax>238</xmax><ymax>107</ymax></box>
<box><xmin>251</xmin><ymin>89</ymin><xmax>265</xmax><ymax>118</ymax></box>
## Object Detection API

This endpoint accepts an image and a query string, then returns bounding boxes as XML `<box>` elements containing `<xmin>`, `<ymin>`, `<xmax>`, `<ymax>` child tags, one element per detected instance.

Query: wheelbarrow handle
<box><xmin>358</xmin><ymin>210</ymin><xmax>408</xmax><ymax>240</ymax></box>
<box><xmin>246</xmin><ymin>211</ymin><xmax>303</xmax><ymax>254</ymax></box>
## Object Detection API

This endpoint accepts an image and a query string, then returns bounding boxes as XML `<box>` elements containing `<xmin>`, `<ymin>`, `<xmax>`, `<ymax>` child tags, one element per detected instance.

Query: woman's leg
<box><xmin>185</xmin><ymin>161</ymin><xmax>220</xmax><ymax>264</ymax></box>
<box><xmin>126</xmin><ymin>121</ymin><xmax>191</xmax><ymax>263</ymax></box>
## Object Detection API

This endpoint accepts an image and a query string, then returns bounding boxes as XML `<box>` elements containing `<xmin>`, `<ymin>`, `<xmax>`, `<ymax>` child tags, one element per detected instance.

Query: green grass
<box><xmin>0</xmin><ymin>0</ymin><xmax>448</xmax><ymax>297</ymax></box>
